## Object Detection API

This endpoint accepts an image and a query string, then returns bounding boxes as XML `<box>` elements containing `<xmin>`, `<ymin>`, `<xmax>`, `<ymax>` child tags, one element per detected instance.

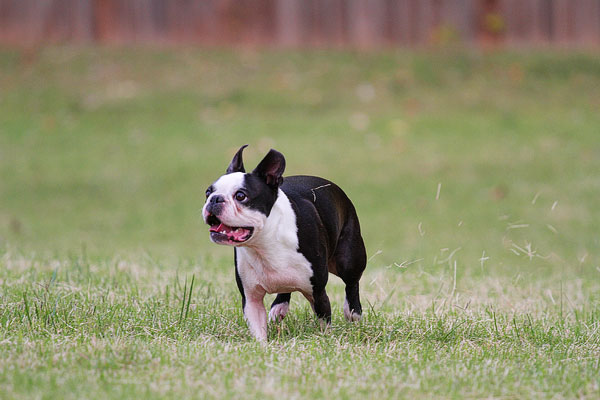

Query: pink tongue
<box><xmin>211</xmin><ymin>223</ymin><xmax>249</xmax><ymax>241</ymax></box>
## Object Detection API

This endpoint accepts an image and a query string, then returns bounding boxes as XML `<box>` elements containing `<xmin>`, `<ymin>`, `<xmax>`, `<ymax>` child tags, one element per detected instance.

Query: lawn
<box><xmin>0</xmin><ymin>47</ymin><xmax>599</xmax><ymax>399</ymax></box>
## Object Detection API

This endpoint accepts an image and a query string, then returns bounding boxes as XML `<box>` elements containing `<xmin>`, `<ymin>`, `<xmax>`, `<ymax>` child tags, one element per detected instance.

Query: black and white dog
<box><xmin>202</xmin><ymin>145</ymin><xmax>366</xmax><ymax>341</ymax></box>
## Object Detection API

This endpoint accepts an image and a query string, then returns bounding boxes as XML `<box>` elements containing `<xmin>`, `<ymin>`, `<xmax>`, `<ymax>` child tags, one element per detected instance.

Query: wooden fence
<box><xmin>1</xmin><ymin>0</ymin><xmax>599</xmax><ymax>47</ymax></box>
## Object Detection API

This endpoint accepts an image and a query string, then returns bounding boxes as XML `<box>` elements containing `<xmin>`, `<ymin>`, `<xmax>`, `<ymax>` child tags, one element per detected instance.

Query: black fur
<box><xmin>241</xmin><ymin>174</ymin><xmax>278</xmax><ymax>217</ymax></box>
<box><xmin>227</xmin><ymin>144</ymin><xmax>248</xmax><ymax>174</ymax></box>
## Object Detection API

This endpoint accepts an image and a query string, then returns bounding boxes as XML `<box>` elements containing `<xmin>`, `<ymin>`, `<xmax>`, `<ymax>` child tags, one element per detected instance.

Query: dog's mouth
<box><xmin>206</xmin><ymin>214</ymin><xmax>254</xmax><ymax>244</ymax></box>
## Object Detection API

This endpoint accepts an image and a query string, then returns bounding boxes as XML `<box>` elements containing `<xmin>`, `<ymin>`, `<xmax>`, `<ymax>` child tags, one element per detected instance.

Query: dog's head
<box><xmin>202</xmin><ymin>145</ymin><xmax>286</xmax><ymax>246</ymax></box>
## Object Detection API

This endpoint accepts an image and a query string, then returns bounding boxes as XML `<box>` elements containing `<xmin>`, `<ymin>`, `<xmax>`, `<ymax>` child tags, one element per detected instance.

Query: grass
<box><xmin>0</xmin><ymin>46</ymin><xmax>599</xmax><ymax>399</ymax></box>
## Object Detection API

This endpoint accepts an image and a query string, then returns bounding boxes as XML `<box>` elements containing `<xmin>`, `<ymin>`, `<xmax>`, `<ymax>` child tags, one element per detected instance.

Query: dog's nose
<box><xmin>209</xmin><ymin>194</ymin><xmax>225</xmax><ymax>204</ymax></box>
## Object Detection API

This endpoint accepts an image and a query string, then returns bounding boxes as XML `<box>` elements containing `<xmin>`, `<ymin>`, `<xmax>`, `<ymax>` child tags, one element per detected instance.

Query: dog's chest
<box><xmin>236</xmin><ymin>245</ymin><xmax>313</xmax><ymax>296</ymax></box>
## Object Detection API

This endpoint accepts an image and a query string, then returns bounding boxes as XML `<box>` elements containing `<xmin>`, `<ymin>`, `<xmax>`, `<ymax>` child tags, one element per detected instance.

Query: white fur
<box><xmin>268</xmin><ymin>302</ymin><xmax>290</xmax><ymax>322</ymax></box>
<box><xmin>244</xmin><ymin>297</ymin><xmax>268</xmax><ymax>341</ymax></box>
<box><xmin>236</xmin><ymin>190</ymin><xmax>314</xmax><ymax>341</ymax></box>
<box><xmin>212</xmin><ymin>172</ymin><xmax>245</xmax><ymax>195</ymax></box>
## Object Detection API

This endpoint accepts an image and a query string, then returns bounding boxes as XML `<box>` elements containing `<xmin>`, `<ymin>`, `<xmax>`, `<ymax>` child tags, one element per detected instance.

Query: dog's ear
<box><xmin>252</xmin><ymin>149</ymin><xmax>286</xmax><ymax>188</ymax></box>
<box><xmin>226</xmin><ymin>144</ymin><xmax>248</xmax><ymax>174</ymax></box>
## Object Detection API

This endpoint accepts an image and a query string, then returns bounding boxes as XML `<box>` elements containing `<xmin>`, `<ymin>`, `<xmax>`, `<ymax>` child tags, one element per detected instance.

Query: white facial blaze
<box><xmin>211</xmin><ymin>172</ymin><xmax>245</xmax><ymax>197</ymax></box>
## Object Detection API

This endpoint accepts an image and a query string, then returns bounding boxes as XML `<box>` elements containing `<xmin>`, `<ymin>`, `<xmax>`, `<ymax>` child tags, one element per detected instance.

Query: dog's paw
<box><xmin>268</xmin><ymin>302</ymin><xmax>289</xmax><ymax>322</ymax></box>
<box><xmin>318</xmin><ymin>318</ymin><xmax>332</xmax><ymax>330</ymax></box>
<box><xmin>343</xmin><ymin>299</ymin><xmax>362</xmax><ymax>322</ymax></box>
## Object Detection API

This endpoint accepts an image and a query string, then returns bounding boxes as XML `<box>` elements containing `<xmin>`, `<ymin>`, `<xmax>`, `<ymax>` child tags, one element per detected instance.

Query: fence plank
<box><xmin>574</xmin><ymin>0</ymin><xmax>600</xmax><ymax>43</ymax></box>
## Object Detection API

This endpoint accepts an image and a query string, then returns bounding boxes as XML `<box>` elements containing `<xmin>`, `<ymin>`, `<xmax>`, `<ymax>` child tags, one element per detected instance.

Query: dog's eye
<box><xmin>205</xmin><ymin>188</ymin><xmax>212</xmax><ymax>198</ymax></box>
<box><xmin>235</xmin><ymin>191</ymin><xmax>247</xmax><ymax>202</ymax></box>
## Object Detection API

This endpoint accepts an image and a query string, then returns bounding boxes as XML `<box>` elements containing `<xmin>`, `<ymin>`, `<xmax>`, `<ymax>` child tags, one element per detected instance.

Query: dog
<box><xmin>202</xmin><ymin>145</ymin><xmax>366</xmax><ymax>341</ymax></box>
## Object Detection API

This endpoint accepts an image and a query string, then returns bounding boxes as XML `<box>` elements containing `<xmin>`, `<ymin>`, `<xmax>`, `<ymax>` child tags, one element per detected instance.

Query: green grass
<box><xmin>0</xmin><ymin>47</ymin><xmax>599</xmax><ymax>399</ymax></box>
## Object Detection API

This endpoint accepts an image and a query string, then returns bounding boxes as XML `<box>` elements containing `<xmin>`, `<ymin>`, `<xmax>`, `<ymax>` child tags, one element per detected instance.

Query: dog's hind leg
<box><xmin>343</xmin><ymin>282</ymin><xmax>362</xmax><ymax>322</ymax></box>
<box><xmin>333</xmin><ymin>216</ymin><xmax>367</xmax><ymax>322</ymax></box>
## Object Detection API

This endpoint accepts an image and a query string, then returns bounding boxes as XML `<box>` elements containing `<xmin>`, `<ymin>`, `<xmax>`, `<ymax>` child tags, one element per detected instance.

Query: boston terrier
<box><xmin>202</xmin><ymin>145</ymin><xmax>366</xmax><ymax>341</ymax></box>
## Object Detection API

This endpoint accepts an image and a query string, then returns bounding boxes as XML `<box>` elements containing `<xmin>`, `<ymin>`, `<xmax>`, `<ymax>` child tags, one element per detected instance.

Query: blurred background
<box><xmin>1</xmin><ymin>0</ymin><xmax>600</xmax><ymax>47</ymax></box>
<box><xmin>0</xmin><ymin>0</ymin><xmax>599</xmax><ymax>277</ymax></box>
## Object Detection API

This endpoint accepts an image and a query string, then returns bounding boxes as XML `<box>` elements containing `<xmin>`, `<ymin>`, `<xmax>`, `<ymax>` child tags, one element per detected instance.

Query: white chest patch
<box><xmin>236</xmin><ymin>190</ymin><xmax>314</xmax><ymax>298</ymax></box>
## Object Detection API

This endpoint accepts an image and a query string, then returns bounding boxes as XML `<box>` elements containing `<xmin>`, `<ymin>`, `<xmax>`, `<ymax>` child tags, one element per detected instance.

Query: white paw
<box><xmin>268</xmin><ymin>302</ymin><xmax>289</xmax><ymax>322</ymax></box>
<box><xmin>343</xmin><ymin>299</ymin><xmax>362</xmax><ymax>322</ymax></box>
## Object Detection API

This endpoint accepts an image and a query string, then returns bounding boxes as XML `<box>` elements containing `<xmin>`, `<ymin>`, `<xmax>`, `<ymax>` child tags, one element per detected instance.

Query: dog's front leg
<box><xmin>244</xmin><ymin>292</ymin><xmax>268</xmax><ymax>342</ymax></box>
